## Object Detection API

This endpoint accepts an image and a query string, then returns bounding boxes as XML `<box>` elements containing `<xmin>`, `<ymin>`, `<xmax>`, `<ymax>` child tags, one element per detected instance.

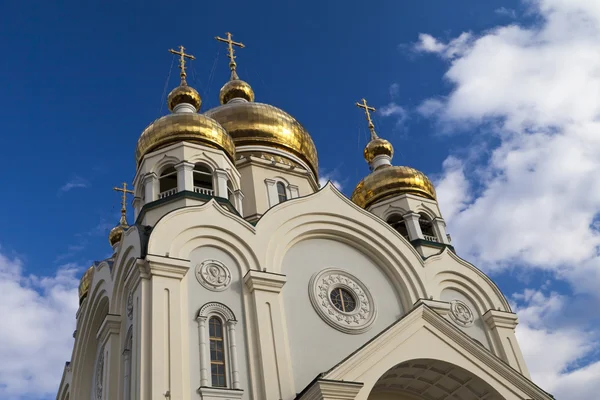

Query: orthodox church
<box><xmin>57</xmin><ymin>34</ymin><xmax>554</xmax><ymax>400</ymax></box>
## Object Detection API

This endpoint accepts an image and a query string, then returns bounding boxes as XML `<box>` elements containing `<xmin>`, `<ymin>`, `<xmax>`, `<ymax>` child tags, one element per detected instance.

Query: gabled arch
<box><xmin>151</xmin><ymin>155</ymin><xmax>181</xmax><ymax>175</ymax></box>
<box><xmin>110</xmin><ymin>225</ymin><xmax>142</xmax><ymax>316</ymax></box>
<box><xmin>413</xmin><ymin>202</ymin><xmax>439</xmax><ymax>220</ymax></box>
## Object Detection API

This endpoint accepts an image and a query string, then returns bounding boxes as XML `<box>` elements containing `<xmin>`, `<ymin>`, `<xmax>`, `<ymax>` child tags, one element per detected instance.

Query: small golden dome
<box><xmin>205</xmin><ymin>102</ymin><xmax>318</xmax><ymax>177</ymax></box>
<box><xmin>167</xmin><ymin>84</ymin><xmax>201</xmax><ymax>112</ymax></box>
<box><xmin>136</xmin><ymin>113</ymin><xmax>235</xmax><ymax>165</ymax></box>
<box><xmin>351</xmin><ymin>165</ymin><xmax>436</xmax><ymax>209</ymax></box>
<box><xmin>220</xmin><ymin>79</ymin><xmax>255</xmax><ymax>104</ymax></box>
<box><xmin>108</xmin><ymin>223</ymin><xmax>125</xmax><ymax>246</ymax></box>
<box><xmin>78</xmin><ymin>265</ymin><xmax>94</xmax><ymax>304</ymax></box>
<box><xmin>364</xmin><ymin>138</ymin><xmax>394</xmax><ymax>164</ymax></box>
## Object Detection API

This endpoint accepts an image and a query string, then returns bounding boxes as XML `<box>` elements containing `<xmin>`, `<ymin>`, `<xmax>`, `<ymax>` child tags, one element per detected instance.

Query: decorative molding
<box><xmin>298</xmin><ymin>379</ymin><xmax>364</xmax><ymax>400</ymax></box>
<box><xmin>197</xmin><ymin>387</ymin><xmax>243</xmax><ymax>400</ymax></box>
<box><xmin>309</xmin><ymin>268</ymin><xmax>377</xmax><ymax>334</ymax></box>
<box><xmin>96</xmin><ymin>314</ymin><xmax>121</xmax><ymax>346</ymax></box>
<box><xmin>126</xmin><ymin>292</ymin><xmax>134</xmax><ymax>320</ymax></box>
<box><xmin>195</xmin><ymin>259</ymin><xmax>232</xmax><ymax>291</ymax></box>
<box><xmin>146</xmin><ymin>254</ymin><xmax>189</xmax><ymax>279</ymax></box>
<box><xmin>243</xmin><ymin>270</ymin><xmax>286</xmax><ymax>293</ymax></box>
<box><xmin>413</xmin><ymin>298</ymin><xmax>450</xmax><ymax>317</ymax></box>
<box><xmin>95</xmin><ymin>346</ymin><xmax>104</xmax><ymax>400</ymax></box>
<box><xmin>483</xmin><ymin>309</ymin><xmax>519</xmax><ymax>330</ymax></box>
<box><xmin>197</xmin><ymin>302</ymin><xmax>237</xmax><ymax>321</ymax></box>
<box><xmin>449</xmin><ymin>299</ymin><xmax>475</xmax><ymax>327</ymax></box>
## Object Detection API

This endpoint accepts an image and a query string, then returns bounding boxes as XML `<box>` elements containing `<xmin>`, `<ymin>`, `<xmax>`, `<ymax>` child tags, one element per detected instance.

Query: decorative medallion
<box><xmin>309</xmin><ymin>268</ymin><xmax>376</xmax><ymax>334</ymax></box>
<box><xmin>127</xmin><ymin>292</ymin><xmax>134</xmax><ymax>321</ymax></box>
<box><xmin>449</xmin><ymin>300</ymin><xmax>474</xmax><ymax>327</ymax></box>
<box><xmin>95</xmin><ymin>347</ymin><xmax>104</xmax><ymax>400</ymax></box>
<box><xmin>195</xmin><ymin>260</ymin><xmax>232</xmax><ymax>291</ymax></box>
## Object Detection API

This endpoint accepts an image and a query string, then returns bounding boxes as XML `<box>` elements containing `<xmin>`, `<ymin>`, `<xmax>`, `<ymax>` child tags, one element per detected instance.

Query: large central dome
<box><xmin>205</xmin><ymin>101</ymin><xmax>318</xmax><ymax>178</ymax></box>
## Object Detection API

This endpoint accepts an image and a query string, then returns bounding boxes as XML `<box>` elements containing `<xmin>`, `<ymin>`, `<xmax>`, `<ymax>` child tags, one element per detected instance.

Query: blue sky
<box><xmin>1</xmin><ymin>0</ymin><xmax>599</xmax><ymax>399</ymax></box>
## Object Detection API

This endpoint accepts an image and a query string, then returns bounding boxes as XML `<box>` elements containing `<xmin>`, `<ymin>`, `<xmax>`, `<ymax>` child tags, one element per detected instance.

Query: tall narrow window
<box><xmin>419</xmin><ymin>213</ymin><xmax>437</xmax><ymax>242</ymax></box>
<box><xmin>193</xmin><ymin>164</ymin><xmax>213</xmax><ymax>196</ymax></box>
<box><xmin>277</xmin><ymin>182</ymin><xmax>287</xmax><ymax>203</ymax></box>
<box><xmin>209</xmin><ymin>317</ymin><xmax>226</xmax><ymax>387</ymax></box>
<box><xmin>387</xmin><ymin>214</ymin><xmax>409</xmax><ymax>240</ymax></box>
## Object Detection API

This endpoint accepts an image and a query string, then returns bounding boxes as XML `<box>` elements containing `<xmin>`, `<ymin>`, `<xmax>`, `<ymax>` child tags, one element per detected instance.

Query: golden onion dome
<box><xmin>351</xmin><ymin>165</ymin><xmax>436</xmax><ymax>209</ymax></box>
<box><xmin>78</xmin><ymin>265</ymin><xmax>94</xmax><ymax>304</ymax></box>
<box><xmin>220</xmin><ymin>79</ymin><xmax>255</xmax><ymax>104</ymax></box>
<box><xmin>108</xmin><ymin>223</ymin><xmax>126</xmax><ymax>247</ymax></box>
<box><xmin>167</xmin><ymin>84</ymin><xmax>202</xmax><ymax>112</ymax></box>
<box><xmin>135</xmin><ymin>113</ymin><xmax>235</xmax><ymax>165</ymax></box>
<box><xmin>205</xmin><ymin>102</ymin><xmax>318</xmax><ymax>177</ymax></box>
<box><xmin>364</xmin><ymin>138</ymin><xmax>394</xmax><ymax>164</ymax></box>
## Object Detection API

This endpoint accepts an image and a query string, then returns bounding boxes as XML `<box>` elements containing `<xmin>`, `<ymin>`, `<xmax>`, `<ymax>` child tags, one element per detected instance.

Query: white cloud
<box><xmin>495</xmin><ymin>7</ymin><xmax>517</xmax><ymax>18</ymax></box>
<box><xmin>414</xmin><ymin>32</ymin><xmax>473</xmax><ymax>59</ymax></box>
<box><xmin>514</xmin><ymin>290</ymin><xmax>600</xmax><ymax>399</ymax></box>
<box><xmin>389</xmin><ymin>83</ymin><xmax>400</xmax><ymax>99</ymax></box>
<box><xmin>0</xmin><ymin>250</ymin><xmax>79</xmax><ymax>399</ymax></box>
<box><xmin>379</xmin><ymin>102</ymin><xmax>410</xmax><ymax>131</ymax></box>
<box><xmin>319</xmin><ymin>170</ymin><xmax>344</xmax><ymax>191</ymax></box>
<box><xmin>59</xmin><ymin>176</ymin><xmax>89</xmax><ymax>193</ymax></box>
<box><xmin>417</xmin><ymin>0</ymin><xmax>600</xmax><ymax>395</ymax></box>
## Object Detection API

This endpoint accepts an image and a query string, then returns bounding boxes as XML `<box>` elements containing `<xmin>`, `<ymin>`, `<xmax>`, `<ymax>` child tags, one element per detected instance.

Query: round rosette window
<box><xmin>309</xmin><ymin>268</ymin><xmax>377</xmax><ymax>334</ymax></box>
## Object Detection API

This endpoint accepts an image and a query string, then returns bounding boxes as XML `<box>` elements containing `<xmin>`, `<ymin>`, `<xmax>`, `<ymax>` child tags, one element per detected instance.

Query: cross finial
<box><xmin>215</xmin><ymin>32</ymin><xmax>245</xmax><ymax>80</ymax></box>
<box><xmin>113</xmin><ymin>182</ymin><xmax>134</xmax><ymax>226</ymax></box>
<box><xmin>168</xmin><ymin>45</ymin><xmax>196</xmax><ymax>85</ymax></box>
<box><xmin>356</xmin><ymin>98</ymin><xmax>378</xmax><ymax>140</ymax></box>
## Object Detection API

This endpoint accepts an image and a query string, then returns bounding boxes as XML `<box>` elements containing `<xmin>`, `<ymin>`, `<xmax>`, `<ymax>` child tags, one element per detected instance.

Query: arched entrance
<box><xmin>368</xmin><ymin>359</ymin><xmax>505</xmax><ymax>400</ymax></box>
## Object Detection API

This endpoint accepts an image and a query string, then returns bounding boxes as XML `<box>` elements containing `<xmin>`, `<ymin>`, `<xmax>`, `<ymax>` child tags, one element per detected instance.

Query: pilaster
<box><xmin>288</xmin><ymin>184</ymin><xmax>300</xmax><ymax>199</ymax></box>
<box><xmin>175</xmin><ymin>161</ymin><xmax>195</xmax><ymax>192</ymax></box>
<box><xmin>403</xmin><ymin>212</ymin><xmax>423</xmax><ymax>240</ymax></box>
<box><xmin>433</xmin><ymin>218</ymin><xmax>450</xmax><ymax>244</ymax></box>
<box><xmin>243</xmin><ymin>270</ymin><xmax>295</xmax><ymax>400</ymax></box>
<box><xmin>132</xmin><ymin>197</ymin><xmax>142</xmax><ymax>220</ymax></box>
<box><xmin>215</xmin><ymin>169</ymin><xmax>229</xmax><ymax>199</ymax></box>
<box><xmin>143</xmin><ymin>173</ymin><xmax>158</xmax><ymax>203</ymax></box>
<box><xmin>234</xmin><ymin>189</ymin><xmax>244</xmax><ymax>215</ymax></box>
<box><xmin>483</xmin><ymin>310</ymin><xmax>530</xmax><ymax>378</ymax></box>
<box><xmin>264</xmin><ymin>178</ymin><xmax>278</xmax><ymax>207</ymax></box>
<box><xmin>97</xmin><ymin>314</ymin><xmax>122</xmax><ymax>400</ymax></box>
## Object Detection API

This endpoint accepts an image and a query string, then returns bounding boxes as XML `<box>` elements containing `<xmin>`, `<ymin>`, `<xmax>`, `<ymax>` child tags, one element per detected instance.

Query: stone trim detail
<box><xmin>309</xmin><ymin>268</ymin><xmax>377</xmax><ymax>334</ymax></box>
<box><xmin>449</xmin><ymin>299</ymin><xmax>474</xmax><ymax>327</ymax></box>
<box><xmin>195</xmin><ymin>259</ymin><xmax>232</xmax><ymax>291</ymax></box>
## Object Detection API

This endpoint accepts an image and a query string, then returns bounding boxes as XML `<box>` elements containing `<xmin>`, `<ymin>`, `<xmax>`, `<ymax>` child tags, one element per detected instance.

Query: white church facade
<box><xmin>57</xmin><ymin>38</ymin><xmax>554</xmax><ymax>400</ymax></box>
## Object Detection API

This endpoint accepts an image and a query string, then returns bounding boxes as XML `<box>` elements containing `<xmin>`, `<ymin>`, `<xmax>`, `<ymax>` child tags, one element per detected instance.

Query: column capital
<box><xmin>264</xmin><ymin>178</ymin><xmax>277</xmax><ymax>186</ymax></box>
<box><xmin>143</xmin><ymin>172</ymin><xmax>158</xmax><ymax>183</ymax></box>
<box><xmin>298</xmin><ymin>379</ymin><xmax>363</xmax><ymax>400</ymax></box>
<box><xmin>483</xmin><ymin>309</ymin><xmax>519</xmax><ymax>330</ymax></box>
<box><xmin>174</xmin><ymin>161</ymin><xmax>195</xmax><ymax>171</ymax></box>
<box><xmin>214</xmin><ymin>168</ymin><xmax>229</xmax><ymax>178</ymax></box>
<box><xmin>402</xmin><ymin>211</ymin><xmax>421</xmax><ymax>221</ymax></box>
<box><xmin>97</xmin><ymin>314</ymin><xmax>121</xmax><ymax>345</ymax></box>
<box><xmin>146</xmin><ymin>254</ymin><xmax>189</xmax><ymax>279</ymax></box>
<box><xmin>244</xmin><ymin>270</ymin><xmax>286</xmax><ymax>293</ymax></box>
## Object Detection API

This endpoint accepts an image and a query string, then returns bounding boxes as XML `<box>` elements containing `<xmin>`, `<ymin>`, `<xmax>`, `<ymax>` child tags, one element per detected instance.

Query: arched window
<box><xmin>419</xmin><ymin>213</ymin><xmax>437</xmax><ymax>242</ymax></box>
<box><xmin>277</xmin><ymin>182</ymin><xmax>287</xmax><ymax>203</ymax></box>
<box><xmin>193</xmin><ymin>164</ymin><xmax>213</xmax><ymax>196</ymax></box>
<box><xmin>387</xmin><ymin>214</ymin><xmax>409</xmax><ymax>240</ymax></box>
<box><xmin>209</xmin><ymin>317</ymin><xmax>226</xmax><ymax>387</ymax></box>
<box><xmin>196</xmin><ymin>302</ymin><xmax>240</xmax><ymax>390</ymax></box>
<box><xmin>159</xmin><ymin>166</ymin><xmax>177</xmax><ymax>199</ymax></box>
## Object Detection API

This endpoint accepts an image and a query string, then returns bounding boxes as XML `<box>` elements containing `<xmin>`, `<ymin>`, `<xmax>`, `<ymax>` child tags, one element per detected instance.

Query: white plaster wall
<box><xmin>186</xmin><ymin>246</ymin><xmax>252</xmax><ymax>399</ymax></box>
<box><xmin>282</xmin><ymin>238</ymin><xmax>404</xmax><ymax>392</ymax></box>
<box><xmin>440</xmin><ymin>288</ymin><xmax>491</xmax><ymax>350</ymax></box>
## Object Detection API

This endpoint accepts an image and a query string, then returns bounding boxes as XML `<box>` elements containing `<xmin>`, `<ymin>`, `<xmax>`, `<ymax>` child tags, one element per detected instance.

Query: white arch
<box><xmin>152</xmin><ymin>155</ymin><xmax>181</xmax><ymax>175</ymax></box>
<box><xmin>198</xmin><ymin>302</ymin><xmax>236</xmax><ymax>321</ymax></box>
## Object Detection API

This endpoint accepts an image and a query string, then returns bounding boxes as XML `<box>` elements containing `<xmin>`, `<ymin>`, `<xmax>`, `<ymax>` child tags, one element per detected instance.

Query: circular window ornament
<box><xmin>195</xmin><ymin>260</ymin><xmax>232</xmax><ymax>291</ymax></box>
<box><xmin>449</xmin><ymin>300</ymin><xmax>474</xmax><ymax>327</ymax></box>
<box><xmin>309</xmin><ymin>268</ymin><xmax>376</xmax><ymax>334</ymax></box>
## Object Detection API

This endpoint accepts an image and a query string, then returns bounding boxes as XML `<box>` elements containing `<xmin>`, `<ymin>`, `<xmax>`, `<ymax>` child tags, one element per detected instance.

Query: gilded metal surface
<box><xmin>167</xmin><ymin>85</ymin><xmax>201</xmax><ymax>111</ymax></box>
<box><xmin>108</xmin><ymin>224</ymin><xmax>125</xmax><ymax>246</ymax></box>
<box><xmin>219</xmin><ymin>79</ymin><xmax>255</xmax><ymax>104</ymax></box>
<box><xmin>168</xmin><ymin>45</ymin><xmax>195</xmax><ymax>85</ymax></box>
<box><xmin>78</xmin><ymin>265</ymin><xmax>95</xmax><ymax>302</ymax></box>
<box><xmin>364</xmin><ymin>138</ymin><xmax>394</xmax><ymax>163</ymax></box>
<box><xmin>205</xmin><ymin>102</ymin><xmax>318</xmax><ymax>177</ymax></box>
<box><xmin>135</xmin><ymin>113</ymin><xmax>235</xmax><ymax>165</ymax></box>
<box><xmin>215</xmin><ymin>32</ymin><xmax>245</xmax><ymax>81</ymax></box>
<box><xmin>351</xmin><ymin>165</ymin><xmax>437</xmax><ymax>208</ymax></box>
<box><xmin>356</xmin><ymin>98</ymin><xmax>378</xmax><ymax>140</ymax></box>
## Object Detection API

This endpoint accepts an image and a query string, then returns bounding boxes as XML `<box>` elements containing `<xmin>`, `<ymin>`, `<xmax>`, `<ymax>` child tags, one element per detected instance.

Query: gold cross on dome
<box><xmin>113</xmin><ymin>182</ymin><xmax>134</xmax><ymax>225</ymax></box>
<box><xmin>356</xmin><ymin>98</ymin><xmax>378</xmax><ymax>139</ymax></box>
<box><xmin>215</xmin><ymin>32</ymin><xmax>245</xmax><ymax>79</ymax></box>
<box><xmin>168</xmin><ymin>45</ymin><xmax>196</xmax><ymax>84</ymax></box>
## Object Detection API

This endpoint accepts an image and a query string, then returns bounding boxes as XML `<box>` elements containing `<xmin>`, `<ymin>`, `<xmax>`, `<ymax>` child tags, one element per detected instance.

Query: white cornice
<box><xmin>483</xmin><ymin>309</ymin><xmax>519</xmax><ymax>330</ymax></box>
<box><xmin>243</xmin><ymin>270</ymin><xmax>287</xmax><ymax>293</ymax></box>
<box><xmin>96</xmin><ymin>314</ymin><xmax>121</xmax><ymax>346</ymax></box>
<box><xmin>145</xmin><ymin>254</ymin><xmax>189</xmax><ymax>279</ymax></box>
<box><xmin>298</xmin><ymin>379</ymin><xmax>364</xmax><ymax>400</ymax></box>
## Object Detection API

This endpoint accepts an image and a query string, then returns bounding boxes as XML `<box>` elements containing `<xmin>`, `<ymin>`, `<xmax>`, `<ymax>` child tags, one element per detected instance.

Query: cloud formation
<box><xmin>0</xmin><ymin>250</ymin><xmax>79</xmax><ymax>399</ymax></box>
<box><xmin>415</xmin><ymin>0</ymin><xmax>600</xmax><ymax>397</ymax></box>
<box><xmin>59</xmin><ymin>176</ymin><xmax>90</xmax><ymax>193</ymax></box>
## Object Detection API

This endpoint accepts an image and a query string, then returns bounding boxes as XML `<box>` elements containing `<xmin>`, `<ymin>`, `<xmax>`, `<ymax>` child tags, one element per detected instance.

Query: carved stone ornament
<box><xmin>309</xmin><ymin>268</ymin><xmax>377</xmax><ymax>334</ymax></box>
<box><xmin>195</xmin><ymin>260</ymin><xmax>232</xmax><ymax>291</ymax></box>
<box><xmin>449</xmin><ymin>299</ymin><xmax>475</xmax><ymax>327</ymax></box>
<box><xmin>95</xmin><ymin>347</ymin><xmax>104</xmax><ymax>400</ymax></box>
<box><xmin>127</xmin><ymin>292</ymin><xmax>134</xmax><ymax>321</ymax></box>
